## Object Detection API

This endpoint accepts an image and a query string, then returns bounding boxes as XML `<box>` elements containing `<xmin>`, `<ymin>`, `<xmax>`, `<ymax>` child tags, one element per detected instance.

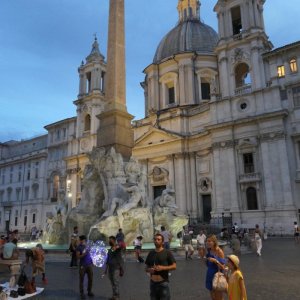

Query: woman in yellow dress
<box><xmin>226</xmin><ymin>255</ymin><xmax>247</xmax><ymax>300</ymax></box>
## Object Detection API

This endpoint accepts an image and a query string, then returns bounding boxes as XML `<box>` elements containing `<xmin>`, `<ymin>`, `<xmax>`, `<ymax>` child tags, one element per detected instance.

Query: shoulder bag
<box><xmin>212</xmin><ymin>270</ymin><xmax>228</xmax><ymax>292</ymax></box>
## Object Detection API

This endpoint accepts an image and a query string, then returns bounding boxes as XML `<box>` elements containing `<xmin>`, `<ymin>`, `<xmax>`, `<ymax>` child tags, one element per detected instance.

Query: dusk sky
<box><xmin>0</xmin><ymin>0</ymin><xmax>299</xmax><ymax>142</ymax></box>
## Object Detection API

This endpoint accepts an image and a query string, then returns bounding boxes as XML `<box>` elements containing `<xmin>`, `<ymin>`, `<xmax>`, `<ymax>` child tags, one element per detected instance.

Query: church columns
<box><xmin>174</xmin><ymin>153</ymin><xmax>187</xmax><ymax>213</ymax></box>
<box><xmin>189</xmin><ymin>153</ymin><xmax>198</xmax><ymax>217</ymax></box>
<box><xmin>277</xmin><ymin>138</ymin><xmax>294</xmax><ymax>208</ymax></box>
<box><xmin>251</xmin><ymin>45</ymin><xmax>263</xmax><ymax>90</ymax></box>
<box><xmin>79</xmin><ymin>74</ymin><xmax>85</xmax><ymax>96</ymax></box>
<box><xmin>218</xmin><ymin>57</ymin><xmax>230</xmax><ymax>98</ymax></box>
<box><xmin>260</xmin><ymin>141</ymin><xmax>274</xmax><ymax>209</ymax></box>
<box><xmin>186</xmin><ymin>62</ymin><xmax>195</xmax><ymax>105</ymax></box>
<box><xmin>178</xmin><ymin>64</ymin><xmax>185</xmax><ymax>106</ymax></box>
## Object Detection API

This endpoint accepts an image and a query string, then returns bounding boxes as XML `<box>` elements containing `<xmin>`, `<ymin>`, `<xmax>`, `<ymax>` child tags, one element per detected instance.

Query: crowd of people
<box><xmin>0</xmin><ymin>229</ymin><xmax>48</xmax><ymax>287</ymax></box>
<box><xmin>68</xmin><ymin>224</ymin><xmax>252</xmax><ymax>300</ymax></box>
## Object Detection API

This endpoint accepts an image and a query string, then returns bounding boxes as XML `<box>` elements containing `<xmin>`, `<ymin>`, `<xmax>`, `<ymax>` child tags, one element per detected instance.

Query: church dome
<box><xmin>153</xmin><ymin>0</ymin><xmax>218</xmax><ymax>64</ymax></box>
<box><xmin>153</xmin><ymin>20</ymin><xmax>218</xmax><ymax>64</ymax></box>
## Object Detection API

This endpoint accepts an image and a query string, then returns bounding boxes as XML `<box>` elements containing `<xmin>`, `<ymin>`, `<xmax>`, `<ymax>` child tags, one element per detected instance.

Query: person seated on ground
<box><xmin>2</xmin><ymin>238</ymin><xmax>19</xmax><ymax>260</ymax></box>
<box><xmin>25</xmin><ymin>244</ymin><xmax>48</xmax><ymax>284</ymax></box>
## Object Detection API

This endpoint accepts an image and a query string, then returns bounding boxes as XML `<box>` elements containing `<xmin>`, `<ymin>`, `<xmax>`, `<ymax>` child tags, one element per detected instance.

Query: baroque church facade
<box><xmin>0</xmin><ymin>0</ymin><xmax>299</xmax><ymax>235</ymax></box>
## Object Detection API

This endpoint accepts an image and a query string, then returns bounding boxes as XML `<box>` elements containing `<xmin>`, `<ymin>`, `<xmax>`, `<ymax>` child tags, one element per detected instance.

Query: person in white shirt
<box><xmin>196</xmin><ymin>230</ymin><xmax>206</xmax><ymax>258</ymax></box>
<box><xmin>133</xmin><ymin>236</ymin><xmax>143</xmax><ymax>263</ymax></box>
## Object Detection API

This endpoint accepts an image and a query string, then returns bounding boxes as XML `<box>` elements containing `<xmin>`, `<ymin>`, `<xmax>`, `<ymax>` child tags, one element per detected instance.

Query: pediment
<box><xmin>236</xmin><ymin>139</ymin><xmax>257</xmax><ymax>149</ymax></box>
<box><xmin>135</xmin><ymin>128</ymin><xmax>182</xmax><ymax>147</ymax></box>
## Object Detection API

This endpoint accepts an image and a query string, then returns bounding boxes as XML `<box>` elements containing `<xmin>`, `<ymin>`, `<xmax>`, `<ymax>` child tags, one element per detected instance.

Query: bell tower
<box><xmin>214</xmin><ymin>0</ymin><xmax>273</xmax><ymax>98</ymax></box>
<box><xmin>74</xmin><ymin>37</ymin><xmax>106</xmax><ymax>151</ymax></box>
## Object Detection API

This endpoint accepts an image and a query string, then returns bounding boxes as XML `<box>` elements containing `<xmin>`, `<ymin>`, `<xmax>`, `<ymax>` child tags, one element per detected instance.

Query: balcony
<box><xmin>0</xmin><ymin>201</ymin><xmax>14</xmax><ymax>207</ymax></box>
<box><xmin>239</xmin><ymin>172</ymin><xmax>261</xmax><ymax>183</ymax></box>
<box><xmin>235</xmin><ymin>84</ymin><xmax>252</xmax><ymax>96</ymax></box>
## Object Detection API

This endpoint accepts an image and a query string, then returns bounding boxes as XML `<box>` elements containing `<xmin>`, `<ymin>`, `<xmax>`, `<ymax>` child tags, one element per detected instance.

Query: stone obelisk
<box><xmin>97</xmin><ymin>0</ymin><xmax>134</xmax><ymax>160</ymax></box>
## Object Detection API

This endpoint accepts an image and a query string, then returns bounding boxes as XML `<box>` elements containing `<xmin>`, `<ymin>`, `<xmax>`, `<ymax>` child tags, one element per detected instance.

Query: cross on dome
<box><xmin>177</xmin><ymin>0</ymin><xmax>201</xmax><ymax>22</ymax></box>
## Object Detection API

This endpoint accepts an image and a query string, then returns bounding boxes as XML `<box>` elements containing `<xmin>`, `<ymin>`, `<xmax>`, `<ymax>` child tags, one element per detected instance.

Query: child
<box><xmin>133</xmin><ymin>236</ymin><xmax>143</xmax><ymax>263</ymax></box>
<box><xmin>226</xmin><ymin>255</ymin><xmax>247</xmax><ymax>300</ymax></box>
<box><xmin>26</xmin><ymin>244</ymin><xmax>47</xmax><ymax>284</ymax></box>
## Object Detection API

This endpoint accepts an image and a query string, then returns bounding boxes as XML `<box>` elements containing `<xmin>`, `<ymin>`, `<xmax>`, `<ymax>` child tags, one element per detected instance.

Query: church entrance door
<box><xmin>202</xmin><ymin>195</ymin><xmax>211</xmax><ymax>223</ymax></box>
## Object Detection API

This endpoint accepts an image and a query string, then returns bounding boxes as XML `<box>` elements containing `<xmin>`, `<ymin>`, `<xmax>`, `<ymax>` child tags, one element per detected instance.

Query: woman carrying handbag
<box><xmin>205</xmin><ymin>235</ymin><xmax>226</xmax><ymax>300</ymax></box>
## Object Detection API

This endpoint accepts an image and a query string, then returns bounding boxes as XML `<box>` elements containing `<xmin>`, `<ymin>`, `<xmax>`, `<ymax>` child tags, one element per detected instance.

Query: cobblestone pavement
<box><xmin>1</xmin><ymin>238</ymin><xmax>299</xmax><ymax>300</ymax></box>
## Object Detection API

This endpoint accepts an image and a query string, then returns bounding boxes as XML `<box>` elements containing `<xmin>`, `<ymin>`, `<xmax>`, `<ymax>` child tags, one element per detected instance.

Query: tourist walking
<box><xmin>25</xmin><ymin>244</ymin><xmax>48</xmax><ymax>284</ymax></box>
<box><xmin>76</xmin><ymin>235</ymin><xmax>94</xmax><ymax>299</ymax></box>
<box><xmin>196</xmin><ymin>230</ymin><xmax>206</xmax><ymax>258</ymax></box>
<box><xmin>205</xmin><ymin>234</ymin><xmax>226</xmax><ymax>300</ymax></box>
<box><xmin>254</xmin><ymin>224</ymin><xmax>262</xmax><ymax>256</ymax></box>
<box><xmin>133</xmin><ymin>235</ymin><xmax>144</xmax><ymax>262</ymax></box>
<box><xmin>30</xmin><ymin>226</ymin><xmax>38</xmax><ymax>241</ymax></box>
<box><xmin>145</xmin><ymin>233</ymin><xmax>176</xmax><ymax>300</ymax></box>
<box><xmin>160</xmin><ymin>226</ymin><xmax>172</xmax><ymax>250</ymax></box>
<box><xmin>226</xmin><ymin>255</ymin><xmax>247</xmax><ymax>300</ymax></box>
<box><xmin>182</xmin><ymin>230</ymin><xmax>194</xmax><ymax>260</ymax></box>
<box><xmin>69</xmin><ymin>226</ymin><xmax>79</xmax><ymax>268</ymax></box>
<box><xmin>103</xmin><ymin>236</ymin><xmax>124</xmax><ymax>300</ymax></box>
<box><xmin>294</xmin><ymin>222</ymin><xmax>299</xmax><ymax>243</ymax></box>
<box><xmin>230</xmin><ymin>234</ymin><xmax>241</xmax><ymax>257</ymax></box>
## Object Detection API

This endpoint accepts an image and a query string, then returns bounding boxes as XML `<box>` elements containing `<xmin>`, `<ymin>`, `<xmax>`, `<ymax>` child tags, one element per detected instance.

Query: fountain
<box><xmin>66</xmin><ymin>147</ymin><xmax>188</xmax><ymax>245</ymax></box>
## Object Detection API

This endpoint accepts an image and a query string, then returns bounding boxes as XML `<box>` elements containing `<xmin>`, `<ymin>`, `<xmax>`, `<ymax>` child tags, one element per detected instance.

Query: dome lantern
<box><xmin>177</xmin><ymin>0</ymin><xmax>200</xmax><ymax>22</ymax></box>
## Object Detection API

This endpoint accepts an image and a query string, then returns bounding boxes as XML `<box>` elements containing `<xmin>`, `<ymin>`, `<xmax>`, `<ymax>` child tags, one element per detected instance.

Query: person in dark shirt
<box><xmin>103</xmin><ymin>236</ymin><xmax>124</xmax><ymax>300</ymax></box>
<box><xmin>145</xmin><ymin>233</ymin><xmax>176</xmax><ymax>300</ymax></box>
<box><xmin>76</xmin><ymin>235</ymin><xmax>94</xmax><ymax>299</ymax></box>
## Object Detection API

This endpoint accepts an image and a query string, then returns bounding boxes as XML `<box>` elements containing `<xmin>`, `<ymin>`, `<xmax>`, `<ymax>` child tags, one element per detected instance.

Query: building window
<box><xmin>14</xmin><ymin>210</ymin><xmax>18</xmax><ymax>227</ymax></box>
<box><xmin>24</xmin><ymin>210</ymin><xmax>28</xmax><ymax>227</ymax></box>
<box><xmin>9</xmin><ymin>173</ymin><xmax>13</xmax><ymax>184</ymax></box>
<box><xmin>235</xmin><ymin>63</ymin><xmax>251</xmax><ymax>88</ymax></box>
<box><xmin>7</xmin><ymin>188</ymin><xmax>12</xmax><ymax>202</ymax></box>
<box><xmin>298</xmin><ymin>141</ymin><xmax>300</xmax><ymax>160</ymax></box>
<box><xmin>159</xmin><ymin>72</ymin><xmax>178</xmax><ymax>107</ymax></box>
<box><xmin>280</xmin><ymin>89</ymin><xmax>288</xmax><ymax>101</ymax></box>
<box><xmin>52</xmin><ymin>175</ymin><xmax>60</xmax><ymax>201</ymax></box>
<box><xmin>101</xmin><ymin>71</ymin><xmax>105</xmax><ymax>92</ymax></box>
<box><xmin>243</xmin><ymin>153</ymin><xmax>254</xmax><ymax>173</ymax></box>
<box><xmin>35</xmin><ymin>162</ymin><xmax>39</xmax><ymax>179</ymax></box>
<box><xmin>27</xmin><ymin>170</ymin><xmax>30</xmax><ymax>180</ymax></box>
<box><xmin>1</xmin><ymin>175</ymin><xmax>4</xmax><ymax>185</ymax></box>
<box><xmin>86</xmin><ymin>72</ymin><xmax>92</xmax><ymax>93</ymax></box>
<box><xmin>18</xmin><ymin>172</ymin><xmax>22</xmax><ymax>182</ymax></box>
<box><xmin>292</xmin><ymin>86</ymin><xmax>300</xmax><ymax>107</ymax></box>
<box><xmin>231</xmin><ymin>6</ymin><xmax>242</xmax><ymax>35</ymax></box>
<box><xmin>25</xmin><ymin>187</ymin><xmax>29</xmax><ymax>201</ymax></box>
<box><xmin>168</xmin><ymin>87</ymin><xmax>175</xmax><ymax>104</ymax></box>
<box><xmin>290</xmin><ymin>58</ymin><xmax>298</xmax><ymax>73</ymax></box>
<box><xmin>0</xmin><ymin>190</ymin><xmax>4</xmax><ymax>202</ymax></box>
<box><xmin>62</xmin><ymin>128</ymin><xmax>67</xmax><ymax>139</ymax></box>
<box><xmin>84</xmin><ymin>114</ymin><xmax>91</xmax><ymax>131</ymax></box>
<box><xmin>246</xmin><ymin>187</ymin><xmax>258</xmax><ymax>210</ymax></box>
<box><xmin>201</xmin><ymin>81</ymin><xmax>211</xmax><ymax>100</ymax></box>
<box><xmin>16</xmin><ymin>188</ymin><xmax>21</xmax><ymax>201</ymax></box>
<box><xmin>32</xmin><ymin>184</ymin><xmax>39</xmax><ymax>199</ymax></box>
<box><xmin>277</xmin><ymin>65</ymin><xmax>285</xmax><ymax>78</ymax></box>
<box><xmin>32</xmin><ymin>213</ymin><xmax>36</xmax><ymax>224</ymax></box>
<box><xmin>56</xmin><ymin>129</ymin><xmax>60</xmax><ymax>140</ymax></box>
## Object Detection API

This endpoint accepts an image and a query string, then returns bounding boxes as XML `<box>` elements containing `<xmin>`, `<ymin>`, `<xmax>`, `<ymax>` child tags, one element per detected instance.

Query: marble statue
<box><xmin>64</xmin><ymin>146</ymin><xmax>187</xmax><ymax>245</ymax></box>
